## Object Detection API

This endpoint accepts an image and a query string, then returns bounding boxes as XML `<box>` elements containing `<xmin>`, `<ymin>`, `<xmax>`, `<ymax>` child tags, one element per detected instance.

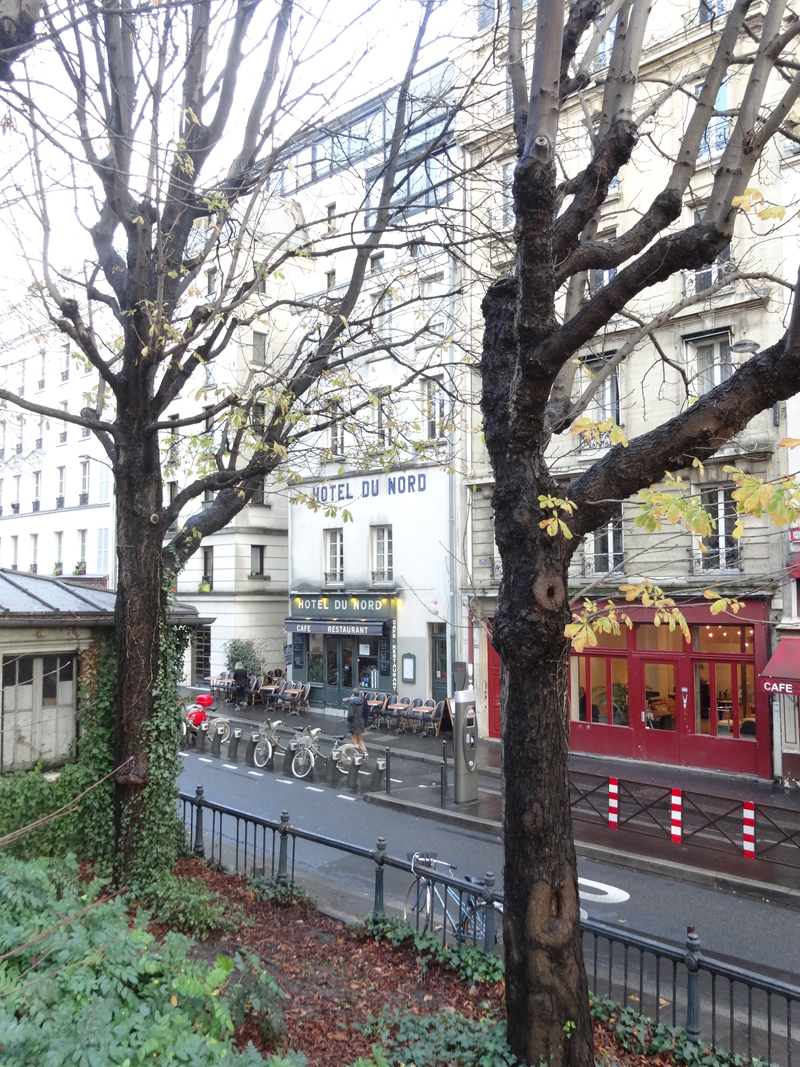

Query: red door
<box><xmin>487</xmin><ymin>631</ymin><xmax>501</xmax><ymax>738</ymax></box>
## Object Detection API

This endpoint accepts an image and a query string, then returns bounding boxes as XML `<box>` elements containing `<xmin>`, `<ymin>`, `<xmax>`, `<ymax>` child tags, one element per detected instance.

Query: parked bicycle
<box><xmin>403</xmin><ymin>853</ymin><xmax>502</xmax><ymax>945</ymax></box>
<box><xmin>253</xmin><ymin>719</ymin><xmax>286</xmax><ymax>768</ymax></box>
<box><xmin>290</xmin><ymin>727</ymin><xmax>359</xmax><ymax>779</ymax></box>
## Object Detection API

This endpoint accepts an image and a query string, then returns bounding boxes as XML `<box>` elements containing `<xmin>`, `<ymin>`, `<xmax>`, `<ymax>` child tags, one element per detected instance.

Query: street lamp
<box><xmin>730</xmin><ymin>338</ymin><xmax>760</xmax><ymax>355</ymax></box>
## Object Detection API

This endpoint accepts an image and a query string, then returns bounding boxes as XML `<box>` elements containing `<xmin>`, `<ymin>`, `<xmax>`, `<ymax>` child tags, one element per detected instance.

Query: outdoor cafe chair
<box><xmin>366</xmin><ymin>692</ymin><xmax>387</xmax><ymax>728</ymax></box>
<box><xmin>414</xmin><ymin>699</ymin><xmax>438</xmax><ymax>736</ymax></box>
<box><xmin>386</xmin><ymin>695</ymin><xmax>411</xmax><ymax>734</ymax></box>
<box><xmin>246</xmin><ymin>676</ymin><xmax>263</xmax><ymax>706</ymax></box>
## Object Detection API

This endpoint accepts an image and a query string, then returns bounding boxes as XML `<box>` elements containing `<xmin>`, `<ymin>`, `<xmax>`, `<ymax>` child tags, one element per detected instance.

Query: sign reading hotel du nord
<box><xmin>308</xmin><ymin>470</ymin><xmax>429</xmax><ymax>505</ymax></box>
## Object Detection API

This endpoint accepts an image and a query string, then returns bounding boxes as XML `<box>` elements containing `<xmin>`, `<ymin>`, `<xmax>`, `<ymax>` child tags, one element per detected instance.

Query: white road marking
<box><xmin>248</xmin><ymin>771</ymin><xmax>264</xmax><ymax>777</ymax></box>
<box><xmin>276</xmin><ymin>778</ymin><xmax>294</xmax><ymax>785</ymax></box>
<box><xmin>222</xmin><ymin>764</ymin><xmax>237</xmax><ymax>770</ymax></box>
<box><xmin>336</xmin><ymin>794</ymin><xmax>356</xmax><ymax>801</ymax></box>
<box><xmin>358</xmin><ymin>770</ymin><xmax>370</xmax><ymax>776</ymax></box>
<box><xmin>577</xmin><ymin>878</ymin><xmax>630</xmax><ymax>904</ymax></box>
<box><xmin>418</xmin><ymin>784</ymin><xmax>430</xmax><ymax>788</ymax></box>
<box><xmin>389</xmin><ymin>778</ymin><xmax>403</xmax><ymax>783</ymax></box>
<box><xmin>180</xmin><ymin>751</ymin><xmax>191</xmax><ymax>757</ymax></box>
<box><xmin>306</xmin><ymin>786</ymin><xmax>325</xmax><ymax>793</ymax></box>
<box><xmin>198</xmin><ymin>757</ymin><xmax>213</xmax><ymax>764</ymax></box>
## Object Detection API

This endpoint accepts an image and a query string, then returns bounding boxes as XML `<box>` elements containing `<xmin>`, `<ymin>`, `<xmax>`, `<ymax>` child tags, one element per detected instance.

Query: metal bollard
<box><xmin>440</xmin><ymin>758</ymin><xmax>447</xmax><ymax>808</ymax></box>
<box><xmin>245</xmin><ymin>731</ymin><xmax>259</xmax><ymax>766</ymax></box>
<box><xmin>370</xmin><ymin>757</ymin><xmax>385</xmax><ymax>792</ymax></box>
<box><xmin>347</xmin><ymin>753</ymin><xmax>364</xmax><ymax>792</ymax></box>
<box><xmin>373</xmin><ymin>836</ymin><xmax>387</xmax><ymax>915</ymax></box>
<box><xmin>277</xmin><ymin>810</ymin><xmax>290</xmax><ymax>881</ymax></box>
<box><xmin>228</xmin><ymin>728</ymin><xmax>242</xmax><ymax>762</ymax></box>
<box><xmin>283</xmin><ymin>740</ymin><xmax>296</xmax><ymax>774</ymax></box>
<box><xmin>684</xmin><ymin>926</ymin><xmax>701</xmax><ymax>1043</ymax></box>
<box><xmin>211</xmin><ymin>725</ymin><xmax>224</xmax><ymax>757</ymax></box>
<box><xmin>325</xmin><ymin>750</ymin><xmax>340</xmax><ymax>784</ymax></box>
<box><xmin>442</xmin><ymin>738</ymin><xmax>447</xmax><ymax>764</ymax></box>
<box><xmin>385</xmin><ymin>747</ymin><xmax>391</xmax><ymax>794</ymax></box>
<box><xmin>193</xmin><ymin>784</ymin><xmax>205</xmax><ymax>858</ymax></box>
<box><xmin>196</xmin><ymin>722</ymin><xmax>208</xmax><ymax>753</ymax></box>
<box><xmin>483</xmin><ymin>871</ymin><xmax>496</xmax><ymax>954</ymax></box>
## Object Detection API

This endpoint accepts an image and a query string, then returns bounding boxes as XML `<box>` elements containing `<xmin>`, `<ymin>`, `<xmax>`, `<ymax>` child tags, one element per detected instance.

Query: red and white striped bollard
<box><xmin>743</xmin><ymin>801</ymin><xmax>756</xmax><ymax>859</ymax></box>
<box><xmin>608</xmin><ymin>777</ymin><xmax>619</xmax><ymax>829</ymax></box>
<box><xmin>670</xmin><ymin>788</ymin><xmax>682</xmax><ymax>843</ymax></box>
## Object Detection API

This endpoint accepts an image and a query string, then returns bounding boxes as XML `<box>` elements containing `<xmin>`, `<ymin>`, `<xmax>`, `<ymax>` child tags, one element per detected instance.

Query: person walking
<box><xmin>346</xmin><ymin>691</ymin><xmax>369</xmax><ymax>757</ymax></box>
<box><xmin>233</xmin><ymin>661</ymin><xmax>248</xmax><ymax>706</ymax></box>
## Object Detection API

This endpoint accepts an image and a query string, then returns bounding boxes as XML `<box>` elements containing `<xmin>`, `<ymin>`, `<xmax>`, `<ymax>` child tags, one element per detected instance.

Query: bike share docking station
<box><xmin>453</xmin><ymin>688</ymin><xmax>479</xmax><ymax>804</ymax></box>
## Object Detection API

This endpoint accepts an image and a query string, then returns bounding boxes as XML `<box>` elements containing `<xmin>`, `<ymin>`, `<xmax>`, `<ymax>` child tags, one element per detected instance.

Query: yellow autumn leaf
<box><xmin>779</xmin><ymin>438</ymin><xmax>800</xmax><ymax>449</ymax></box>
<box><xmin>610</xmin><ymin>423</ymin><xmax>629</xmax><ymax>447</ymax></box>
<box><xmin>170</xmin><ymin>994</ymin><xmax>178</xmax><ymax>1006</ymax></box>
<box><xmin>757</xmin><ymin>205</ymin><xmax>786</xmax><ymax>221</ymax></box>
<box><xmin>703</xmin><ymin>589</ymin><xmax>720</xmax><ymax>600</ymax></box>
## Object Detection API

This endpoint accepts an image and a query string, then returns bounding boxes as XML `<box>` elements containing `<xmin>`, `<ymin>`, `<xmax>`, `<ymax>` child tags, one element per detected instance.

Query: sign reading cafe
<box><xmin>311</xmin><ymin>471</ymin><xmax>427</xmax><ymax>505</ymax></box>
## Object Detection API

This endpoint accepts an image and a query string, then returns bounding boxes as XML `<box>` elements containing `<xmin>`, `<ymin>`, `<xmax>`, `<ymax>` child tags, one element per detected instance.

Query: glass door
<box><xmin>635</xmin><ymin>660</ymin><xmax>681</xmax><ymax>762</ymax></box>
<box><xmin>431</xmin><ymin>626</ymin><xmax>448</xmax><ymax>702</ymax></box>
<box><xmin>324</xmin><ymin>637</ymin><xmax>356</xmax><ymax>708</ymax></box>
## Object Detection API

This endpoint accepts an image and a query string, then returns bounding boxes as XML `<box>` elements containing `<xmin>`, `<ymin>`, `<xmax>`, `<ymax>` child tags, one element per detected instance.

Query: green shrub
<box><xmin>250</xmin><ymin>873</ymin><xmax>317</xmax><ymax>909</ymax></box>
<box><xmin>359</xmin><ymin>914</ymin><xmax>505</xmax><ymax>985</ymax></box>
<box><xmin>358</xmin><ymin>1008</ymin><xmax>518</xmax><ymax>1067</ymax></box>
<box><xmin>223</xmin><ymin>638</ymin><xmax>262</xmax><ymax>676</ymax></box>
<box><xmin>0</xmin><ymin>852</ymin><xmax>302</xmax><ymax>1066</ymax></box>
<box><xmin>145</xmin><ymin>872</ymin><xmax>248</xmax><ymax>940</ymax></box>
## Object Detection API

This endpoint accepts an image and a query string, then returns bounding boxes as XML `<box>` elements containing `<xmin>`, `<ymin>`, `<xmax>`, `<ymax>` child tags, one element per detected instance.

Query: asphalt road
<box><xmin>177</xmin><ymin>745</ymin><xmax>800</xmax><ymax>985</ymax></box>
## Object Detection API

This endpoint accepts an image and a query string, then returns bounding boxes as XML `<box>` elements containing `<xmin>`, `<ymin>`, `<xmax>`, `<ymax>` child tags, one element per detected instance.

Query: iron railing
<box><xmin>179</xmin><ymin>788</ymin><xmax>800</xmax><ymax>1066</ymax></box>
<box><xmin>570</xmin><ymin>768</ymin><xmax>800</xmax><ymax>869</ymax></box>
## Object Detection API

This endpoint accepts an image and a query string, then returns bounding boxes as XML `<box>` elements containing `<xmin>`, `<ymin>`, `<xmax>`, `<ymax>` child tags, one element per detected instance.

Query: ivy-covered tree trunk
<box><xmin>112</xmin><ymin>405</ymin><xmax>177</xmax><ymax>889</ymax></box>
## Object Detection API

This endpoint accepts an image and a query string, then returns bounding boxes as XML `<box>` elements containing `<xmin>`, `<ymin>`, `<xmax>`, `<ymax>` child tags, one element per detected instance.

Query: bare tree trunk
<box><xmin>482</xmin><ymin>267</ymin><xmax>593</xmax><ymax>1065</ymax></box>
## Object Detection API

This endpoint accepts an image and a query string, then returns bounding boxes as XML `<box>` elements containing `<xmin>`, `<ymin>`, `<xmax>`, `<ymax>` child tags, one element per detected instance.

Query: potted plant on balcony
<box><xmin>73</xmin><ymin>561</ymin><xmax>87</xmax><ymax>576</ymax></box>
<box><xmin>198</xmin><ymin>580</ymin><xmax>211</xmax><ymax>593</ymax></box>
<box><xmin>53</xmin><ymin>563</ymin><xmax>63</xmax><ymax>576</ymax></box>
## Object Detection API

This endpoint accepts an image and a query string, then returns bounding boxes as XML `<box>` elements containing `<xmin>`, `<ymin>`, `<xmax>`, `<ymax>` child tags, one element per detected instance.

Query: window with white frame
<box><xmin>250</xmin><ymin>544</ymin><xmax>265</xmax><ymax>576</ymax></box>
<box><xmin>55</xmin><ymin>531</ymin><xmax>63</xmax><ymax>568</ymax></box>
<box><xmin>376</xmin><ymin>399</ymin><xmax>393</xmax><ymax>447</ymax></box>
<box><xmin>252</xmin><ymin>332</ymin><xmax>267</xmax><ymax>365</ymax></box>
<box><xmin>421</xmin><ymin>273</ymin><xmax>446</xmax><ymax>338</ymax></box>
<box><xmin>689</xmin><ymin>333</ymin><xmax>732</xmax><ymax>394</ymax></box>
<box><xmin>78</xmin><ymin>529</ymin><xmax>87</xmax><ymax>565</ymax></box>
<box><xmin>325</xmin><ymin>269</ymin><xmax>336</xmax><ymax>290</ymax></box>
<box><xmin>324</xmin><ymin>529</ymin><xmax>344</xmax><ymax>584</ymax></box>
<box><xmin>30</xmin><ymin>533</ymin><xmax>38</xmax><ymax>573</ymax></box>
<box><xmin>80</xmin><ymin>461</ymin><xmax>90</xmax><ymax>504</ymax></box>
<box><xmin>97</xmin><ymin>529</ymin><xmax>109</xmax><ymax>575</ymax></box>
<box><xmin>697</xmin><ymin>81</ymin><xmax>730</xmax><ymax>158</ymax></box>
<box><xmin>371</xmin><ymin>290</ymin><xmax>392</xmax><ymax>340</ymax></box>
<box><xmin>202</xmin><ymin>546</ymin><xmax>214</xmax><ymax>589</ymax></box>
<box><xmin>580</xmin><ymin>356</ymin><xmax>619</xmax><ymax>448</ymax></box>
<box><xmin>697</xmin><ymin>0</ymin><xmax>730</xmax><ymax>25</ymax></box>
<box><xmin>59</xmin><ymin>401</ymin><xmax>68</xmax><ymax>443</ymax></box>
<box><xmin>493</xmin><ymin>160</ymin><xmax>515</xmax><ymax>232</ymax></box>
<box><xmin>589</xmin><ymin>505</ymin><xmax>624</xmax><ymax>573</ymax></box>
<box><xmin>424</xmin><ymin>377</ymin><xmax>447</xmax><ymax>440</ymax></box>
<box><xmin>207</xmin><ymin>267</ymin><xmax>218</xmax><ymax>299</ymax></box>
<box><xmin>98</xmin><ymin>463</ymin><xmax>111</xmax><ymax>504</ymax></box>
<box><xmin>11</xmin><ymin>535</ymin><xmax>18</xmax><ymax>570</ymax></box>
<box><xmin>330</xmin><ymin>415</ymin><xmax>344</xmax><ymax>458</ymax></box>
<box><xmin>372</xmin><ymin>525</ymin><xmax>393</xmax><ymax>583</ymax></box>
<box><xmin>33</xmin><ymin>471</ymin><xmax>41</xmax><ymax>506</ymax></box>
<box><xmin>699</xmin><ymin>487</ymin><xmax>740</xmax><ymax>571</ymax></box>
<box><xmin>57</xmin><ymin>467</ymin><xmax>66</xmax><ymax>505</ymax></box>
<box><xmin>13</xmin><ymin>475</ymin><xmax>20</xmax><ymax>509</ymax></box>
<box><xmin>594</xmin><ymin>14</ymin><xmax>618</xmax><ymax>71</ymax></box>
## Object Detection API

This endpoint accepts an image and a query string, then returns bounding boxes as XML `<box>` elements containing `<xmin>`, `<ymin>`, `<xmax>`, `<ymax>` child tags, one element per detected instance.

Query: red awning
<box><xmin>760</xmin><ymin>637</ymin><xmax>800</xmax><ymax>695</ymax></box>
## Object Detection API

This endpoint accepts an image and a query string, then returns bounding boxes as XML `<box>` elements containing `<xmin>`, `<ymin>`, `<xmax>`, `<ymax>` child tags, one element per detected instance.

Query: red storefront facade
<box><xmin>485</xmin><ymin>599</ymin><xmax>772</xmax><ymax>780</ymax></box>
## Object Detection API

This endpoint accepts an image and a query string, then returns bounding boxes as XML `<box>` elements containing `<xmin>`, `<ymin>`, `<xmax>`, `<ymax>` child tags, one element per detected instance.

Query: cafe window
<box><xmin>636</xmin><ymin>623</ymin><xmax>685</xmax><ymax>651</ymax></box>
<box><xmin>694</xmin><ymin>660</ymin><xmax>755</xmax><ymax>739</ymax></box>
<box><xmin>570</xmin><ymin>654</ymin><xmax>629</xmax><ymax>726</ymax></box>
<box><xmin>693</xmin><ymin>624</ymin><xmax>753</xmax><ymax>654</ymax></box>
<box><xmin>307</xmin><ymin>633</ymin><xmax>324</xmax><ymax>683</ymax></box>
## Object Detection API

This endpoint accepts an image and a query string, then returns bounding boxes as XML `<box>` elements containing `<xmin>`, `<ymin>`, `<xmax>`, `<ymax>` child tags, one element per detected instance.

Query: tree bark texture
<box><xmin>112</xmin><ymin>402</ymin><xmax>167</xmax><ymax>885</ymax></box>
<box><xmin>481</xmin><ymin>272</ymin><xmax>593</xmax><ymax>1067</ymax></box>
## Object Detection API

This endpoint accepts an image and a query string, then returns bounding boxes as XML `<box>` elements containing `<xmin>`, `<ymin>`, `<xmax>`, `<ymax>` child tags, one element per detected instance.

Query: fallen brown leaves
<box><xmin>168</xmin><ymin>858</ymin><xmax>683</xmax><ymax>1067</ymax></box>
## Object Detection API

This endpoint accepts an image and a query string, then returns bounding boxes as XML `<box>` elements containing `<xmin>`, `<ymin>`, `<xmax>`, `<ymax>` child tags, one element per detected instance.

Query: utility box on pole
<box><xmin>453</xmin><ymin>688</ymin><xmax>478</xmax><ymax>804</ymax></box>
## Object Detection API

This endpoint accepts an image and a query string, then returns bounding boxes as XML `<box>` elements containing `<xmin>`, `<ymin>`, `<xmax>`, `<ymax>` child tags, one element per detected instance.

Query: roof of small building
<box><xmin>0</xmin><ymin>569</ymin><xmax>211</xmax><ymax>628</ymax></box>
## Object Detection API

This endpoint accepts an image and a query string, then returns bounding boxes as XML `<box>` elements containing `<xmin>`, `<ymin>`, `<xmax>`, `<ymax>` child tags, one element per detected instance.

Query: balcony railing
<box><xmin>38</xmin><ymin>379</ymin><xmax>45</xmax><ymax>390</ymax></box>
<box><xmin>11</xmin><ymin>502</ymin><xmax>19</xmax><ymax>514</ymax></box>
<box><xmin>371</xmin><ymin>570</ymin><xmax>393</xmax><ymax>584</ymax></box>
<box><xmin>32</xmin><ymin>500</ymin><xmax>40</xmax><ymax>512</ymax></box>
<box><xmin>79</xmin><ymin>492</ymin><xmax>89</xmax><ymax>506</ymax></box>
<box><xmin>35</xmin><ymin>438</ymin><xmax>42</xmax><ymax>449</ymax></box>
<box><xmin>15</xmin><ymin>443</ymin><xmax>22</xmax><ymax>454</ymax></box>
<box><xmin>59</xmin><ymin>431</ymin><xmax>67</xmax><ymax>443</ymax></box>
<box><xmin>56</xmin><ymin>496</ymin><xmax>64</xmax><ymax>509</ymax></box>
<box><xmin>324</xmin><ymin>571</ymin><xmax>344</xmax><ymax>585</ymax></box>
<box><xmin>61</xmin><ymin>369</ymin><xmax>69</xmax><ymax>382</ymax></box>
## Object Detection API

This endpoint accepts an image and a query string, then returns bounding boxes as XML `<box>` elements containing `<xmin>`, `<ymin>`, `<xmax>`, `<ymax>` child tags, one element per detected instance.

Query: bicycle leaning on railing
<box><xmin>403</xmin><ymin>853</ymin><xmax>503</xmax><ymax>945</ymax></box>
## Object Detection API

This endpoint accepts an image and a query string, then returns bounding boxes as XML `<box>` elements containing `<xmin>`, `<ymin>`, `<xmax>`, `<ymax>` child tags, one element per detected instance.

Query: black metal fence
<box><xmin>180</xmin><ymin>787</ymin><xmax>800</xmax><ymax>1066</ymax></box>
